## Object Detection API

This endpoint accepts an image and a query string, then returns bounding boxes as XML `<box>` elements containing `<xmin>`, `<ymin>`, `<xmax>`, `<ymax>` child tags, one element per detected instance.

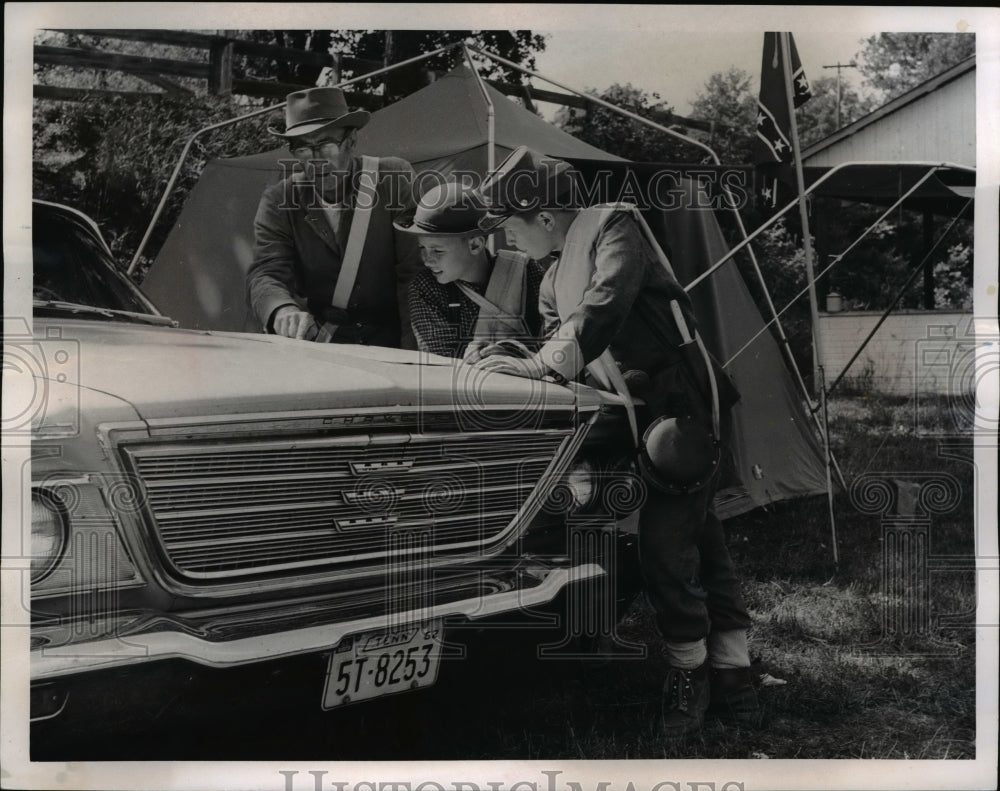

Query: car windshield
<box><xmin>33</xmin><ymin>204</ymin><xmax>155</xmax><ymax>314</ymax></box>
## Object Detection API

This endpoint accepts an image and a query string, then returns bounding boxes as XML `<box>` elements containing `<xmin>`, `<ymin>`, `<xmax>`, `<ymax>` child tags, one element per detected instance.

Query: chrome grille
<box><xmin>121</xmin><ymin>428</ymin><xmax>572</xmax><ymax>580</ymax></box>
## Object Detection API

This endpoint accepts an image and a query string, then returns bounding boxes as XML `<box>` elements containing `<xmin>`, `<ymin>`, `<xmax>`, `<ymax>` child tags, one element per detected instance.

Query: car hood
<box><xmin>39</xmin><ymin>320</ymin><xmax>586</xmax><ymax>421</ymax></box>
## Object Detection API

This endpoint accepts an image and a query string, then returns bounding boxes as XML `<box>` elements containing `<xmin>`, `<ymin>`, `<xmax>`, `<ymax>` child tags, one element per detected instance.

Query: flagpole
<box><xmin>781</xmin><ymin>33</ymin><xmax>837</xmax><ymax>566</ymax></box>
<box><xmin>780</xmin><ymin>32</ymin><xmax>824</xmax><ymax>397</ymax></box>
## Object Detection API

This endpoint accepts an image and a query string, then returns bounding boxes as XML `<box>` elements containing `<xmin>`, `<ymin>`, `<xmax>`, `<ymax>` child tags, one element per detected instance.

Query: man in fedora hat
<box><xmin>247</xmin><ymin>86</ymin><xmax>422</xmax><ymax>348</ymax></box>
<box><xmin>395</xmin><ymin>179</ymin><xmax>544</xmax><ymax>358</ymax></box>
<box><xmin>474</xmin><ymin>147</ymin><xmax>757</xmax><ymax>742</ymax></box>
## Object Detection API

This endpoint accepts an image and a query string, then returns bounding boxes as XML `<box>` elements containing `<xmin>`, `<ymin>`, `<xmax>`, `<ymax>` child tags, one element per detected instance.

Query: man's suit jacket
<box><xmin>247</xmin><ymin>155</ymin><xmax>423</xmax><ymax>349</ymax></box>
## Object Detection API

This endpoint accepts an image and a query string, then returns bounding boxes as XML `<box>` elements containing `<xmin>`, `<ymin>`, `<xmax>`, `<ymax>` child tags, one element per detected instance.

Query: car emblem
<box><xmin>349</xmin><ymin>460</ymin><xmax>414</xmax><ymax>474</ymax></box>
<box><xmin>334</xmin><ymin>515</ymin><xmax>400</xmax><ymax>530</ymax></box>
<box><xmin>342</xmin><ymin>485</ymin><xmax>404</xmax><ymax>505</ymax></box>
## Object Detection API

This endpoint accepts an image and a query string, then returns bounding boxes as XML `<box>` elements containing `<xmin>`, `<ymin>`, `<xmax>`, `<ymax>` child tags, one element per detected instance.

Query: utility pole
<box><xmin>822</xmin><ymin>61</ymin><xmax>858</xmax><ymax>129</ymax></box>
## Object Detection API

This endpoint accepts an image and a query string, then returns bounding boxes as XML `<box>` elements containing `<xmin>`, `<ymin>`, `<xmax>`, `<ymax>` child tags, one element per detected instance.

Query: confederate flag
<box><xmin>753</xmin><ymin>32</ymin><xmax>812</xmax><ymax>209</ymax></box>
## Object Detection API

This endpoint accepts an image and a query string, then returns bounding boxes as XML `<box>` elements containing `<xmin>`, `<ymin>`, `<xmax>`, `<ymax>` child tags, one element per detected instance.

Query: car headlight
<box><xmin>547</xmin><ymin>460</ymin><xmax>597</xmax><ymax>514</ymax></box>
<box><xmin>31</xmin><ymin>491</ymin><xmax>67</xmax><ymax>583</ymax></box>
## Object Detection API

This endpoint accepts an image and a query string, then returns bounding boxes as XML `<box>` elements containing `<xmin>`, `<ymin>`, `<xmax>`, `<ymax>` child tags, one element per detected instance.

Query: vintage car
<box><xmin>20</xmin><ymin>200</ymin><xmax>641</xmax><ymax>739</ymax></box>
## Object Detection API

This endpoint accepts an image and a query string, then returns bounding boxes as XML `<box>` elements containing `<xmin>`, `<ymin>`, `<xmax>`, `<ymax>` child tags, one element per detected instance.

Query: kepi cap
<box><xmin>477</xmin><ymin>146</ymin><xmax>579</xmax><ymax>231</ymax></box>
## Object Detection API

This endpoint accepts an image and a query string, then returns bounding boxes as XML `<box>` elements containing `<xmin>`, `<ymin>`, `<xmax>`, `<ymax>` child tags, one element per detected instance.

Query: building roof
<box><xmin>802</xmin><ymin>56</ymin><xmax>976</xmax><ymax>162</ymax></box>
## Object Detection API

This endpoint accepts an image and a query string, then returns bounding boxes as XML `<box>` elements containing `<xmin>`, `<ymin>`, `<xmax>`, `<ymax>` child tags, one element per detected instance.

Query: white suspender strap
<box><xmin>587</xmin><ymin>350</ymin><xmax>639</xmax><ymax>447</ymax></box>
<box><xmin>332</xmin><ymin>155</ymin><xmax>378</xmax><ymax>309</ymax></box>
<box><xmin>454</xmin><ymin>282</ymin><xmax>526</xmax><ymax>334</ymax></box>
<box><xmin>315</xmin><ymin>156</ymin><xmax>379</xmax><ymax>342</ymax></box>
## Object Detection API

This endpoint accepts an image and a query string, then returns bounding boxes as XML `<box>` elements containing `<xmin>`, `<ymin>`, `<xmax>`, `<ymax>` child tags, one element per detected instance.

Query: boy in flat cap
<box><xmin>396</xmin><ymin>180</ymin><xmax>544</xmax><ymax>358</ymax></box>
<box><xmin>247</xmin><ymin>87</ymin><xmax>422</xmax><ymax>348</ymax></box>
<box><xmin>476</xmin><ymin>146</ymin><xmax>756</xmax><ymax>741</ymax></box>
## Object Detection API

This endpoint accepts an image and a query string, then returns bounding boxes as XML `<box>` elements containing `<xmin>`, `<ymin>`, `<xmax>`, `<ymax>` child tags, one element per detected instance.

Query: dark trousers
<box><xmin>638</xmin><ymin>477</ymin><xmax>751</xmax><ymax>642</ymax></box>
<box><xmin>637</xmin><ymin>363</ymin><xmax>751</xmax><ymax>643</ymax></box>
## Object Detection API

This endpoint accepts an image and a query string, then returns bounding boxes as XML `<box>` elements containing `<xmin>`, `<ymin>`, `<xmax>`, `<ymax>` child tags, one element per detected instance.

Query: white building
<box><xmin>802</xmin><ymin>56</ymin><xmax>975</xmax><ymax>396</ymax></box>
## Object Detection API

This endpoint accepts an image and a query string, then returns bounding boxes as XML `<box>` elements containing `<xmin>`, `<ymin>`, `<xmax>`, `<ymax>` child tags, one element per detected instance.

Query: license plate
<box><xmin>322</xmin><ymin>622</ymin><xmax>443</xmax><ymax>708</ymax></box>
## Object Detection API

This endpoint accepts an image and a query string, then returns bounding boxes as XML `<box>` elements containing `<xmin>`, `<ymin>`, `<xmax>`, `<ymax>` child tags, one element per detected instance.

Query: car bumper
<box><xmin>31</xmin><ymin>561</ymin><xmax>605</xmax><ymax>685</ymax></box>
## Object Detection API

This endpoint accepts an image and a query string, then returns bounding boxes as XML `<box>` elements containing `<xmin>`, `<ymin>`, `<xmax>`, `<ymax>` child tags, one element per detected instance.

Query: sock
<box><xmin>664</xmin><ymin>638</ymin><xmax>707</xmax><ymax>670</ymax></box>
<box><xmin>707</xmin><ymin>629</ymin><xmax>751</xmax><ymax>669</ymax></box>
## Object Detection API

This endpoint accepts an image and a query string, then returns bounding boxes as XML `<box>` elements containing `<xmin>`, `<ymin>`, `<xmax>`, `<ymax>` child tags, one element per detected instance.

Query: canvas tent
<box><xmin>142</xmin><ymin>64</ymin><xmax>830</xmax><ymax>517</ymax></box>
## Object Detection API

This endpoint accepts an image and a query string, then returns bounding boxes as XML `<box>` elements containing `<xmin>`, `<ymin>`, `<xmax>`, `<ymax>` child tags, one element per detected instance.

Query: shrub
<box><xmin>33</xmin><ymin>94</ymin><xmax>278</xmax><ymax>275</ymax></box>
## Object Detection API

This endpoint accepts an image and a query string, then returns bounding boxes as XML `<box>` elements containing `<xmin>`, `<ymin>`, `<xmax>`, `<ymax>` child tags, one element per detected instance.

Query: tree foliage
<box><xmin>554</xmin><ymin>83</ymin><xmax>697</xmax><ymax>163</ymax></box>
<box><xmin>855</xmin><ymin>33</ymin><xmax>975</xmax><ymax>100</ymax></box>
<box><xmin>235</xmin><ymin>30</ymin><xmax>547</xmax><ymax>103</ymax></box>
<box><xmin>33</xmin><ymin>94</ymin><xmax>274</xmax><ymax>272</ymax></box>
<box><xmin>794</xmin><ymin>75</ymin><xmax>874</xmax><ymax>147</ymax></box>
<box><xmin>688</xmin><ymin>67</ymin><xmax>757</xmax><ymax>164</ymax></box>
<box><xmin>32</xmin><ymin>29</ymin><xmax>547</xmax><ymax>274</ymax></box>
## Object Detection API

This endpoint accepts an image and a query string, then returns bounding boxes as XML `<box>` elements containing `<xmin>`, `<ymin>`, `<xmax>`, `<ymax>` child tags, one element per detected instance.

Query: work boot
<box><xmin>661</xmin><ymin>661</ymin><xmax>710</xmax><ymax>740</ymax></box>
<box><xmin>708</xmin><ymin>666</ymin><xmax>761</xmax><ymax>728</ymax></box>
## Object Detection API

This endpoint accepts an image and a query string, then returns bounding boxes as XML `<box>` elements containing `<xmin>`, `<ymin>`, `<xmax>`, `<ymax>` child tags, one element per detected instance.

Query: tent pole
<box><xmin>468</xmin><ymin>44</ymin><xmax>815</xmax><ymax>394</ymax></box>
<box><xmin>724</xmin><ymin>165</ymin><xmax>946</xmax><ymax>370</ymax></box>
<box><xmin>127</xmin><ymin>42</ymin><xmax>465</xmax><ymax>275</ymax></box>
<box><xmin>467</xmin><ymin>46</ymin><xmax>721</xmax><ymax>164</ymax></box>
<box><xmin>825</xmin><ymin>199</ymin><xmax>974</xmax><ymax>398</ymax></box>
<box><xmin>462</xmin><ymin>45</ymin><xmax>495</xmax><ymax>177</ymax></box>
<box><xmin>725</xmin><ymin>202</ymin><xmax>849</xmax><ymax>489</ymax></box>
<box><xmin>723</xmin><ymin>197</ymin><xmax>816</xmax><ymax>406</ymax></box>
<box><xmin>684</xmin><ymin>160</ymin><xmax>971</xmax><ymax>291</ymax></box>
<box><xmin>780</xmin><ymin>33</ymin><xmax>823</xmax><ymax>397</ymax></box>
<box><xmin>819</xmin><ymin>365</ymin><xmax>839</xmax><ymax>567</ymax></box>
<box><xmin>462</xmin><ymin>44</ymin><xmax>496</xmax><ymax>254</ymax></box>
<box><xmin>469</xmin><ymin>45</ymin><xmax>873</xmax><ymax>487</ymax></box>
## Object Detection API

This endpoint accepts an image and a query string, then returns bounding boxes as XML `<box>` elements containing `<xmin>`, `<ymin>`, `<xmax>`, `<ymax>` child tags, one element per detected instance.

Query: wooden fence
<box><xmin>33</xmin><ymin>29</ymin><xmax>722</xmax><ymax>134</ymax></box>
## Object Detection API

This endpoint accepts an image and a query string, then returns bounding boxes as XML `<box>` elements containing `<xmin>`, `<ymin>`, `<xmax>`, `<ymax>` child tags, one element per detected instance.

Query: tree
<box><xmin>554</xmin><ymin>83</ymin><xmax>696</xmax><ymax>162</ymax></box>
<box><xmin>855</xmin><ymin>33</ymin><xmax>975</xmax><ymax>100</ymax></box>
<box><xmin>32</xmin><ymin>29</ymin><xmax>548</xmax><ymax>273</ymax></box>
<box><xmin>794</xmin><ymin>75</ymin><xmax>874</xmax><ymax>146</ymax></box>
<box><xmin>235</xmin><ymin>30</ymin><xmax>547</xmax><ymax>103</ymax></box>
<box><xmin>33</xmin><ymin>94</ymin><xmax>275</xmax><ymax>273</ymax></box>
<box><xmin>232</xmin><ymin>30</ymin><xmax>335</xmax><ymax>87</ymax></box>
<box><xmin>688</xmin><ymin>67</ymin><xmax>757</xmax><ymax>164</ymax></box>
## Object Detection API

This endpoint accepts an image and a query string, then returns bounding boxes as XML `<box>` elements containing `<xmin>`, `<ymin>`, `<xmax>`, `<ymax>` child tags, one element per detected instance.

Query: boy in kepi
<box><xmin>474</xmin><ymin>146</ymin><xmax>758</xmax><ymax>740</ymax></box>
<box><xmin>395</xmin><ymin>179</ymin><xmax>545</xmax><ymax>359</ymax></box>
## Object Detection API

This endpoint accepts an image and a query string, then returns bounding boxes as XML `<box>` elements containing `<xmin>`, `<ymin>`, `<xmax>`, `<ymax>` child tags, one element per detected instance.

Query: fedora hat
<box><xmin>394</xmin><ymin>181</ymin><xmax>491</xmax><ymax>237</ymax></box>
<box><xmin>268</xmin><ymin>87</ymin><xmax>371</xmax><ymax>139</ymax></box>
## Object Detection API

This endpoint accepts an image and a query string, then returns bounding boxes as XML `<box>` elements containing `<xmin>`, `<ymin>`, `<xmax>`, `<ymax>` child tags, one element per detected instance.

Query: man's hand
<box><xmin>273</xmin><ymin>306</ymin><xmax>318</xmax><ymax>340</ymax></box>
<box><xmin>475</xmin><ymin>354</ymin><xmax>547</xmax><ymax>380</ymax></box>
